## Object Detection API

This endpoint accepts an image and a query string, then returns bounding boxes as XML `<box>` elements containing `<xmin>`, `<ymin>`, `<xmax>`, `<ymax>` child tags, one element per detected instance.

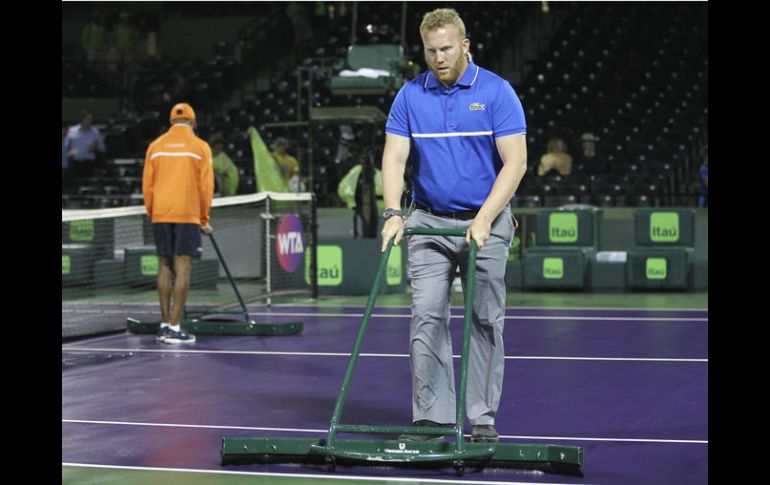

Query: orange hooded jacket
<box><xmin>142</xmin><ymin>124</ymin><xmax>214</xmax><ymax>226</ymax></box>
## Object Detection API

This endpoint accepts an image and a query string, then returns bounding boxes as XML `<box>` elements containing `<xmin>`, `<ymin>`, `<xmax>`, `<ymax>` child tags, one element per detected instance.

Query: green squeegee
<box><xmin>127</xmin><ymin>233</ymin><xmax>302</xmax><ymax>336</ymax></box>
<box><xmin>220</xmin><ymin>227</ymin><xmax>583</xmax><ymax>476</ymax></box>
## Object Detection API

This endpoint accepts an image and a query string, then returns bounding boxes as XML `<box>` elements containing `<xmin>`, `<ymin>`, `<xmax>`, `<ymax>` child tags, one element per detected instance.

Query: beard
<box><xmin>429</xmin><ymin>52</ymin><xmax>468</xmax><ymax>86</ymax></box>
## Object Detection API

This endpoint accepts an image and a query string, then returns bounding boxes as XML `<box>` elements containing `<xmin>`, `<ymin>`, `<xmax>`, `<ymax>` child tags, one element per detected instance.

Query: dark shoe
<box><xmin>156</xmin><ymin>326</ymin><xmax>173</xmax><ymax>343</ymax></box>
<box><xmin>398</xmin><ymin>420</ymin><xmax>445</xmax><ymax>441</ymax></box>
<box><xmin>471</xmin><ymin>425</ymin><xmax>499</xmax><ymax>443</ymax></box>
<box><xmin>160</xmin><ymin>327</ymin><xmax>196</xmax><ymax>344</ymax></box>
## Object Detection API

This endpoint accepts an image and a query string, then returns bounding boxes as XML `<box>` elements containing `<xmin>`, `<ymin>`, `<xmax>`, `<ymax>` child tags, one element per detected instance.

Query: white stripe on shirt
<box><xmin>412</xmin><ymin>131</ymin><xmax>493</xmax><ymax>138</ymax></box>
<box><xmin>150</xmin><ymin>152</ymin><xmax>202</xmax><ymax>160</ymax></box>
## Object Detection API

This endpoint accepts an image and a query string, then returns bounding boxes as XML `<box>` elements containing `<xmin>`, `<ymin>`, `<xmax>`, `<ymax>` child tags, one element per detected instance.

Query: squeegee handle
<box><xmin>329</xmin><ymin>239</ymin><xmax>393</xmax><ymax>435</ymax></box>
<box><xmin>404</xmin><ymin>227</ymin><xmax>467</xmax><ymax>237</ymax></box>
<box><xmin>208</xmin><ymin>233</ymin><xmax>250</xmax><ymax>322</ymax></box>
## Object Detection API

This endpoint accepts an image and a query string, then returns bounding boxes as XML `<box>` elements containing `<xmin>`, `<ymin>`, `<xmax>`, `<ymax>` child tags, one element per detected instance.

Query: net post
<box><xmin>265</xmin><ymin>196</ymin><xmax>272</xmax><ymax>308</ymax></box>
<box><xmin>310</xmin><ymin>192</ymin><xmax>318</xmax><ymax>299</ymax></box>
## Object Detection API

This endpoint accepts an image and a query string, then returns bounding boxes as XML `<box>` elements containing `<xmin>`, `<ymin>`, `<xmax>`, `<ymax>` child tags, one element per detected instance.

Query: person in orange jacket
<box><xmin>142</xmin><ymin>102</ymin><xmax>214</xmax><ymax>344</ymax></box>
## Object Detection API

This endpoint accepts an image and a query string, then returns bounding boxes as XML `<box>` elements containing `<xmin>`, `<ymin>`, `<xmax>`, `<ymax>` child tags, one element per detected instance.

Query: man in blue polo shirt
<box><xmin>380</xmin><ymin>8</ymin><xmax>527</xmax><ymax>443</ymax></box>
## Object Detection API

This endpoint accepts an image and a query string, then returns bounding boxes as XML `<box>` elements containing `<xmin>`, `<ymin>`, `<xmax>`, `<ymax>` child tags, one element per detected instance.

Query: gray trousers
<box><xmin>406</xmin><ymin>206</ymin><xmax>515</xmax><ymax>426</ymax></box>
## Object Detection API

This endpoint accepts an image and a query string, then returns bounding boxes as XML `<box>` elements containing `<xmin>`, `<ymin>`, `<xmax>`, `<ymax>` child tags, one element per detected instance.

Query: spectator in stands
<box><xmin>574</xmin><ymin>132</ymin><xmax>607</xmax><ymax>173</ymax></box>
<box><xmin>209</xmin><ymin>133</ymin><xmax>240</xmax><ymax>197</ymax></box>
<box><xmin>538</xmin><ymin>136</ymin><xmax>572</xmax><ymax>176</ymax></box>
<box><xmin>64</xmin><ymin>111</ymin><xmax>106</xmax><ymax>180</ymax></box>
<box><xmin>81</xmin><ymin>11</ymin><xmax>108</xmax><ymax>64</ymax></box>
<box><xmin>113</xmin><ymin>12</ymin><xmax>139</xmax><ymax>65</ymax></box>
<box><xmin>142</xmin><ymin>102</ymin><xmax>214</xmax><ymax>345</ymax></box>
<box><xmin>270</xmin><ymin>137</ymin><xmax>301</xmax><ymax>191</ymax></box>
<box><xmin>135</xmin><ymin>11</ymin><xmax>159</xmax><ymax>61</ymax></box>
<box><xmin>698</xmin><ymin>144</ymin><xmax>708</xmax><ymax>207</ymax></box>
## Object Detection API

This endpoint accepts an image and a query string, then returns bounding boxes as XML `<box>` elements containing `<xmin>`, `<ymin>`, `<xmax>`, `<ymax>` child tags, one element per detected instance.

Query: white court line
<box><xmin>257</xmin><ymin>312</ymin><xmax>708</xmax><ymax>322</ymax></box>
<box><xmin>62</xmin><ymin>462</ymin><xmax>593</xmax><ymax>485</ymax></box>
<box><xmin>63</xmin><ymin>419</ymin><xmax>323</xmax><ymax>434</ymax></box>
<box><xmin>272</xmin><ymin>304</ymin><xmax>708</xmax><ymax>312</ymax></box>
<box><xmin>60</xmin><ymin>347</ymin><xmax>707</xmax><ymax>362</ymax></box>
<box><xmin>65</xmin><ymin>309</ymin><xmax>708</xmax><ymax>322</ymax></box>
<box><xmin>269</xmin><ymin>303</ymin><xmax>708</xmax><ymax>313</ymax></box>
<box><xmin>252</xmin><ymin>312</ymin><xmax>709</xmax><ymax>322</ymax></box>
<box><xmin>63</xmin><ymin>303</ymin><xmax>708</xmax><ymax>313</ymax></box>
<box><xmin>61</xmin><ymin>419</ymin><xmax>708</xmax><ymax>445</ymax></box>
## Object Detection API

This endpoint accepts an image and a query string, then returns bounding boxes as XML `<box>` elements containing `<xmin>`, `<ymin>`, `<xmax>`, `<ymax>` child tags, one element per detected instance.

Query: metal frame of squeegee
<box><xmin>221</xmin><ymin>227</ymin><xmax>583</xmax><ymax>476</ymax></box>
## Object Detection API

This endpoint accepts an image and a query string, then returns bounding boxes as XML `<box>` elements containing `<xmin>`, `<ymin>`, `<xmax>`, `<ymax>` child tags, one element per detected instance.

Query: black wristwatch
<box><xmin>382</xmin><ymin>208</ymin><xmax>403</xmax><ymax>220</ymax></box>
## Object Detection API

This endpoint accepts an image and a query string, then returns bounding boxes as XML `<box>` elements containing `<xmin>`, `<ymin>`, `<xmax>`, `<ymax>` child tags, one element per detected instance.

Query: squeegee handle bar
<box><xmin>456</xmin><ymin>238</ymin><xmax>477</xmax><ymax>453</ymax></box>
<box><xmin>208</xmin><ymin>233</ymin><xmax>250</xmax><ymax>321</ymax></box>
<box><xmin>404</xmin><ymin>227</ymin><xmax>467</xmax><ymax>237</ymax></box>
<box><xmin>327</xmin><ymin>239</ymin><xmax>394</xmax><ymax>449</ymax></box>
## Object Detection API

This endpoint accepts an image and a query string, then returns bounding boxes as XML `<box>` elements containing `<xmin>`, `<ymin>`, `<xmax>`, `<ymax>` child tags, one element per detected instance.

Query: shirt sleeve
<box><xmin>95</xmin><ymin>129</ymin><xmax>106</xmax><ymax>153</ymax></box>
<box><xmin>200</xmin><ymin>142</ymin><xmax>214</xmax><ymax>226</ymax></box>
<box><xmin>64</xmin><ymin>129</ymin><xmax>75</xmax><ymax>152</ymax></box>
<box><xmin>493</xmin><ymin>81</ymin><xmax>527</xmax><ymax>138</ymax></box>
<box><xmin>385</xmin><ymin>84</ymin><xmax>410</xmax><ymax>138</ymax></box>
<box><xmin>142</xmin><ymin>144</ymin><xmax>154</xmax><ymax>220</ymax></box>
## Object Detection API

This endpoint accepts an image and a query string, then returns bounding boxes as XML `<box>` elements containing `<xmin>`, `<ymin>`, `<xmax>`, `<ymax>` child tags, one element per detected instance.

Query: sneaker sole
<box><xmin>471</xmin><ymin>437</ymin><xmax>499</xmax><ymax>443</ymax></box>
<box><xmin>162</xmin><ymin>338</ymin><xmax>196</xmax><ymax>344</ymax></box>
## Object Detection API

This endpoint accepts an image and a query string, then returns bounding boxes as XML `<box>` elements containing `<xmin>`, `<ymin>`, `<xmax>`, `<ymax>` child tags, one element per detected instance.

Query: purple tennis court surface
<box><xmin>62</xmin><ymin>305</ymin><xmax>708</xmax><ymax>484</ymax></box>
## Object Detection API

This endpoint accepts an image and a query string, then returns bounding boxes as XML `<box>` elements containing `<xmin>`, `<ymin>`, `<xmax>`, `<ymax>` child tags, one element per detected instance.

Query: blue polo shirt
<box><xmin>385</xmin><ymin>61</ymin><xmax>526</xmax><ymax>212</ymax></box>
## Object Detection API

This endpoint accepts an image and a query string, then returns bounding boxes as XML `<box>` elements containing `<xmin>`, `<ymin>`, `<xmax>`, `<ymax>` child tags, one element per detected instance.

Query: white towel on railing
<box><xmin>338</xmin><ymin>68</ymin><xmax>392</xmax><ymax>79</ymax></box>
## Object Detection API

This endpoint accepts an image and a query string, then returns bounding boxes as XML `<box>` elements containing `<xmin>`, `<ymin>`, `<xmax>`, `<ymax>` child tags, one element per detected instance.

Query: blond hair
<box><xmin>547</xmin><ymin>137</ymin><xmax>567</xmax><ymax>153</ymax></box>
<box><xmin>420</xmin><ymin>8</ymin><xmax>467</xmax><ymax>38</ymax></box>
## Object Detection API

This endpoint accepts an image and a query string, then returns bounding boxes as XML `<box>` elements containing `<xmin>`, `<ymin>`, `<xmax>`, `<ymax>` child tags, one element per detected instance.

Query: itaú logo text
<box><xmin>276</xmin><ymin>214</ymin><xmax>304</xmax><ymax>272</ymax></box>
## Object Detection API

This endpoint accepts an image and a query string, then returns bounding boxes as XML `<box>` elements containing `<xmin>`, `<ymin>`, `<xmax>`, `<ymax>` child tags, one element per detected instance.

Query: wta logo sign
<box><xmin>276</xmin><ymin>214</ymin><xmax>304</xmax><ymax>273</ymax></box>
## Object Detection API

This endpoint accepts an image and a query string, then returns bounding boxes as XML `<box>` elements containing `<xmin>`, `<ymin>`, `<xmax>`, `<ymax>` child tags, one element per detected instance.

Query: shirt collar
<box><xmin>170</xmin><ymin>123</ymin><xmax>194</xmax><ymax>132</ymax></box>
<box><xmin>424</xmin><ymin>60</ymin><xmax>479</xmax><ymax>90</ymax></box>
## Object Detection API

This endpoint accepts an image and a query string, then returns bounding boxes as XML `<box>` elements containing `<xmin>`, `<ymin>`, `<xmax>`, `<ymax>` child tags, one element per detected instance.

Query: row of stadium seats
<box><xmin>520</xmin><ymin>2</ymin><xmax>707</xmax><ymax>189</ymax></box>
<box><xmin>62</xmin><ymin>3</ymin><xmax>706</xmax><ymax>209</ymax></box>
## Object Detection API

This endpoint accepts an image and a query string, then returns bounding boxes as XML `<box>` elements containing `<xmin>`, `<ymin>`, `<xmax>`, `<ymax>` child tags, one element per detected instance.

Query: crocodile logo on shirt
<box><xmin>469</xmin><ymin>103</ymin><xmax>486</xmax><ymax>111</ymax></box>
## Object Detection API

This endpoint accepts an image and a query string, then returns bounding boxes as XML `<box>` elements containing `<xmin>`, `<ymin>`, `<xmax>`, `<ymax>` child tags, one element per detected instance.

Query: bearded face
<box><xmin>421</xmin><ymin>24</ymin><xmax>470</xmax><ymax>88</ymax></box>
